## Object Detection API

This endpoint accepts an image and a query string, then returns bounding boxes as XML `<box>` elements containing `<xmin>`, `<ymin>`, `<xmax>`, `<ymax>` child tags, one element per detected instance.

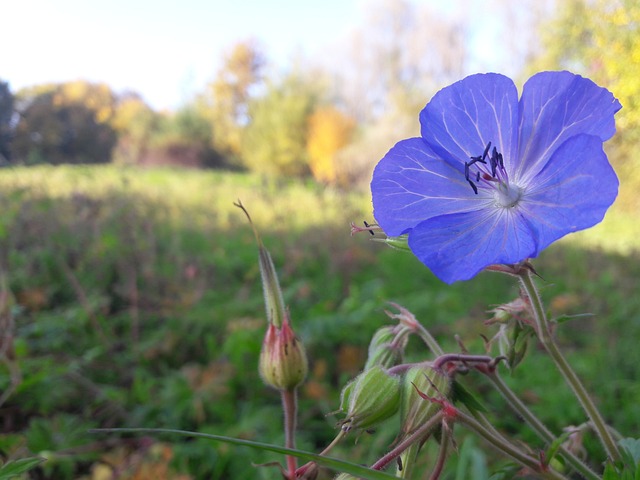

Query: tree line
<box><xmin>0</xmin><ymin>0</ymin><xmax>637</xmax><ymax>189</ymax></box>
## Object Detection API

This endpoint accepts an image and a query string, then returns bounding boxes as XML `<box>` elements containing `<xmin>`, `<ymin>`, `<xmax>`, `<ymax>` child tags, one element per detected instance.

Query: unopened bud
<box><xmin>378</xmin><ymin>234</ymin><xmax>410</xmax><ymax>252</ymax></box>
<box><xmin>259</xmin><ymin>314</ymin><xmax>308</xmax><ymax>391</ymax></box>
<box><xmin>338</xmin><ymin>366</ymin><xmax>401</xmax><ymax>432</ymax></box>
<box><xmin>334</xmin><ymin>473</ymin><xmax>358</xmax><ymax>479</ymax></box>
<box><xmin>259</xmin><ymin>245</ymin><xmax>286</xmax><ymax>328</ymax></box>
<box><xmin>364</xmin><ymin>326</ymin><xmax>408</xmax><ymax>369</ymax></box>
<box><xmin>400</xmin><ymin>365</ymin><xmax>451</xmax><ymax>437</ymax></box>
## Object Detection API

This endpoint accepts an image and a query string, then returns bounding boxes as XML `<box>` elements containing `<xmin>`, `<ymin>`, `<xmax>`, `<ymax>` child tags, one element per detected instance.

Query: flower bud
<box><xmin>373</xmin><ymin>234</ymin><xmax>411</xmax><ymax>252</ymax></box>
<box><xmin>259</xmin><ymin>245</ymin><xmax>286</xmax><ymax>328</ymax></box>
<box><xmin>400</xmin><ymin>365</ymin><xmax>451</xmax><ymax>437</ymax></box>
<box><xmin>338</xmin><ymin>366</ymin><xmax>401</xmax><ymax>432</ymax></box>
<box><xmin>364</xmin><ymin>326</ymin><xmax>407</xmax><ymax>370</ymax></box>
<box><xmin>259</xmin><ymin>314</ymin><xmax>308</xmax><ymax>391</ymax></box>
<box><xmin>334</xmin><ymin>474</ymin><xmax>357</xmax><ymax>480</ymax></box>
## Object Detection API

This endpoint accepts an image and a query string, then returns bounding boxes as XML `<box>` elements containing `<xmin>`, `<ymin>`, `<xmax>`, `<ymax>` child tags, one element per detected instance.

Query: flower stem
<box><xmin>281</xmin><ymin>388</ymin><xmax>298</xmax><ymax>479</ymax></box>
<box><xmin>455</xmin><ymin>409</ymin><xmax>568</xmax><ymax>480</ymax></box>
<box><xmin>519</xmin><ymin>270</ymin><xmax>621</xmax><ymax>463</ymax></box>
<box><xmin>414</xmin><ymin>322</ymin><xmax>444</xmax><ymax>357</ymax></box>
<box><xmin>429</xmin><ymin>422</ymin><xmax>451</xmax><ymax>480</ymax></box>
<box><xmin>486</xmin><ymin>371</ymin><xmax>599</xmax><ymax>480</ymax></box>
<box><xmin>370</xmin><ymin>411</ymin><xmax>445</xmax><ymax>472</ymax></box>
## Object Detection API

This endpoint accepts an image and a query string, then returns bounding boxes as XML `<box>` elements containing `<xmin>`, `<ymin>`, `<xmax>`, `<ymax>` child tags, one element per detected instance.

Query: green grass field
<box><xmin>1</xmin><ymin>165</ymin><xmax>639</xmax><ymax>479</ymax></box>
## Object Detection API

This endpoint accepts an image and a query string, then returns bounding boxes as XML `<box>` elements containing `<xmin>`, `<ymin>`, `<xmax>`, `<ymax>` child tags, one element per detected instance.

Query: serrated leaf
<box><xmin>0</xmin><ymin>457</ymin><xmax>46</xmax><ymax>479</ymax></box>
<box><xmin>90</xmin><ymin>427</ymin><xmax>397</xmax><ymax>479</ymax></box>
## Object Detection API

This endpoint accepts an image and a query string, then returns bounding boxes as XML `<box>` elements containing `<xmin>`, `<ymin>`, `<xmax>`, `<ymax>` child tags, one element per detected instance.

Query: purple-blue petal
<box><xmin>519</xmin><ymin>133</ymin><xmax>618</xmax><ymax>253</ymax></box>
<box><xmin>515</xmin><ymin>71</ymin><xmax>622</xmax><ymax>184</ymax></box>
<box><xmin>408</xmin><ymin>209</ymin><xmax>537</xmax><ymax>284</ymax></box>
<box><xmin>419</xmin><ymin>73</ymin><xmax>519</xmax><ymax>170</ymax></box>
<box><xmin>371</xmin><ymin>137</ymin><xmax>487</xmax><ymax>236</ymax></box>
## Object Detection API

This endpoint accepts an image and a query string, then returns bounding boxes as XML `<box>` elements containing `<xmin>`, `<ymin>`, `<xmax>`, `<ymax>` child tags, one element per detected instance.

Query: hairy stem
<box><xmin>281</xmin><ymin>388</ymin><xmax>298</xmax><ymax>479</ymax></box>
<box><xmin>455</xmin><ymin>409</ymin><xmax>568</xmax><ymax>480</ymax></box>
<box><xmin>370</xmin><ymin>411</ymin><xmax>444</xmax><ymax>472</ymax></box>
<box><xmin>486</xmin><ymin>371</ymin><xmax>599</xmax><ymax>480</ymax></box>
<box><xmin>519</xmin><ymin>270</ymin><xmax>621</xmax><ymax>463</ymax></box>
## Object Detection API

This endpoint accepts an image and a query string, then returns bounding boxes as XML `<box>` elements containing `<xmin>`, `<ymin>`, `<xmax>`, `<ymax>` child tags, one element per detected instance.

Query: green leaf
<box><xmin>552</xmin><ymin>313</ymin><xmax>594</xmax><ymax>325</ymax></box>
<box><xmin>544</xmin><ymin>431</ymin><xmax>572</xmax><ymax>464</ymax></box>
<box><xmin>90</xmin><ymin>427</ymin><xmax>398</xmax><ymax>479</ymax></box>
<box><xmin>0</xmin><ymin>457</ymin><xmax>46</xmax><ymax>479</ymax></box>
<box><xmin>451</xmin><ymin>381</ymin><xmax>488</xmax><ymax>415</ymax></box>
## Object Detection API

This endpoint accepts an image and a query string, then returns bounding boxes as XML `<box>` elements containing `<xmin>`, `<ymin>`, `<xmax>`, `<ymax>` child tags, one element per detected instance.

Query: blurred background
<box><xmin>0</xmin><ymin>0</ymin><xmax>639</xmax><ymax>478</ymax></box>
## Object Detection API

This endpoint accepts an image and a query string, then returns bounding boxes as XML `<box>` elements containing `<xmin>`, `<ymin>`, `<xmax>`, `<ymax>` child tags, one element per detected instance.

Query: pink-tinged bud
<box><xmin>259</xmin><ymin>314</ymin><xmax>308</xmax><ymax>391</ymax></box>
<box><xmin>400</xmin><ymin>365</ymin><xmax>451</xmax><ymax>438</ymax></box>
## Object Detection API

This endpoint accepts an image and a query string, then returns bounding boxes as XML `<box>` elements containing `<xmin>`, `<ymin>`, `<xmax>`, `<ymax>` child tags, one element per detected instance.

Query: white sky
<box><xmin>2</xmin><ymin>0</ymin><xmax>508</xmax><ymax>111</ymax></box>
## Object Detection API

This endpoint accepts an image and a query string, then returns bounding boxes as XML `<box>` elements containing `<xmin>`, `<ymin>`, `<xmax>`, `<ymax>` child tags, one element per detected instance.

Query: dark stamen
<box><xmin>465</xmin><ymin>142</ymin><xmax>504</xmax><ymax>195</ymax></box>
<box><xmin>363</xmin><ymin>220</ymin><xmax>375</xmax><ymax>235</ymax></box>
<box><xmin>482</xmin><ymin>142</ymin><xmax>491</xmax><ymax>162</ymax></box>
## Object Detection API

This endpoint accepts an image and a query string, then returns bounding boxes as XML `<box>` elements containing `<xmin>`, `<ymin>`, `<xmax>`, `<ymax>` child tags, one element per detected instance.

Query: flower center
<box><xmin>465</xmin><ymin>142</ymin><xmax>522</xmax><ymax>208</ymax></box>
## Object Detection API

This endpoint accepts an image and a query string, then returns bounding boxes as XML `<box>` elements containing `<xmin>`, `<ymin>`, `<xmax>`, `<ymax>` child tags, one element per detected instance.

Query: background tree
<box><xmin>140</xmin><ymin>105</ymin><xmax>221</xmax><ymax>168</ymax></box>
<box><xmin>242</xmin><ymin>72</ymin><xmax>320</xmax><ymax>177</ymax></box>
<box><xmin>306</xmin><ymin>105</ymin><xmax>356</xmax><ymax>185</ymax></box>
<box><xmin>531</xmin><ymin>0</ymin><xmax>640</xmax><ymax>211</ymax></box>
<box><xmin>322</xmin><ymin>0</ymin><xmax>467</xmax><ymax>123</ymax></box>
<box><xmin>0</xmin><ymin>80</ymin><xmax>14</xmax><ymax>162</ymax></box>
<box><xmin>201</xmin><ymin>39</ymin><xmax>265</xmax><ymax>165</ymax></box>
<box><xmin>111</xmin><ymin>93</ymin><xmax>159</xmax><ymax>165</ymax></box>
<box><xmin>12</xmin><ymin>82</ymin><xmax>117</xmax><ymax>165</ymax></box>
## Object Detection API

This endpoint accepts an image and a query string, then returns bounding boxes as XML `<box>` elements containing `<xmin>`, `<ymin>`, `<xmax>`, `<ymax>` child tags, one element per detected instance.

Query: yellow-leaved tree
<box><xmin>306</xmin><ymin>106</ymin><xmax>356</xmax><ymax>185</ymax></box>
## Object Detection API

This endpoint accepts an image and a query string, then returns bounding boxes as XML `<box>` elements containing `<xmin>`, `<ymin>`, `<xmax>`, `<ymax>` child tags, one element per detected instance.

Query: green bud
<box><xmin>259</xmin><ymin>314</ymin><xmax>308</xmax><ymax>391</ymax></box>
<box><xmin>364</xmin><ymin>326</ymin><xmax>408</xmax><ymax>370</ymax></box>
<box><xmin>334</xmin><ymin>474</ymin><xmax>358</xmax><ymax>480</ymax></box>
<box><xmin>338</xmin><ymin>366</ymin><xmax>401</xmax><ymax>432</ymax></box>
<box><xmin>374</xmin><ymin>234</ymin><xmax>410</xmax><ymax>252</ymax></box>
<box><xmin>400</xmin><ymin>365</ymin><xmax>451</xmax><ymax>437</ymax></box>
<box><xmin>259</xmin><ymin>245</ymin><xmax>286</xmax><ymax>328</ymax></box>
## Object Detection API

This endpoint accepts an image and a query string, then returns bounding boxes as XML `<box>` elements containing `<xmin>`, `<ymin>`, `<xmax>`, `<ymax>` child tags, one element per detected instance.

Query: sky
<box><xmin>2</xmin><ymin>0</ymin><xmax>516</xmax><ymax>111</ymax></box>
<box><xmin>3</xmin><ymin>0</ymin><xmax>364</xmax><ymax>110</ymax></box>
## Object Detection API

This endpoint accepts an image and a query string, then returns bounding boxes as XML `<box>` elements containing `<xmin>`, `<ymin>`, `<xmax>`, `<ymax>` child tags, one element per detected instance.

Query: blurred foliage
<box><xmin>306</xmin><ymin>105</ymin><xmax>356</xmax><ymax>185</ymax></box>
<box><xmin>200</xmin><ymin>39</ymin><xmax>266</xmax><ymax>166</ymax></box>
<box><xmin>0</xmin><ymin>166</ymin><xmax>638</xmax><ymax>479</ymax></box>
<box><xmin>533</xmin><ymin>0</ymin><xmax>640</xmax><ymax>139</ymax></box>
<box><xmin>110</xmin><ymin>94</ymin><xmax>158</xmax><ymax>166</ymax></box>
<box><xmin>12</xmin><ymin>82</ymin><xmax>117</xmax><ymax>165</ymax></box>
<box><xmin>0</xmin><ymin>80</ymin><xmax>13</xmax><ymax>162</ymax></box>
<box><xmin>242</xmin><ymin>72</ymin><xmax>321</xmax><ymax>177</ymax></box>
<box><xmin>532</xmin><ymin>0</ymin><xmax>640</xmax><ymax>214</ymax></box>
<box><xmin>142</xmin><ymin>106</ymin><xmax>222</xmax><ymax>168</ymax></box>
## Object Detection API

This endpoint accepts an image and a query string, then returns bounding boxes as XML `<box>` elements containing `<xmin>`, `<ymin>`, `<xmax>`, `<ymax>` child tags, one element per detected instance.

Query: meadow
<box><xmin>1</xmin><ymin>165</ymin><xmax>639</xmax><ymax>479</ymax></box>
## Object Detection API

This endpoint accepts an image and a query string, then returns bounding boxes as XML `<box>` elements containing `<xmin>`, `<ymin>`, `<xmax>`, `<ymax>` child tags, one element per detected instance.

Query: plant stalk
<box><xmin>282</xmin><ymin>388</ymin><xmax>298</xmax><ymax>479</ymax></box>
<box><xmin>519</xmin><ymin>270</ymin><xmax>621</xmax><ymax>463</ymax></box>
<box><xmin>486</xmin><ymin>371</ymin><xmax>599</xmax><ymax>480</ymax></box>
<box><xmin>455</xmin><ymin>409</ymin><xmax>568</xmax><ymax>480</ymax></box>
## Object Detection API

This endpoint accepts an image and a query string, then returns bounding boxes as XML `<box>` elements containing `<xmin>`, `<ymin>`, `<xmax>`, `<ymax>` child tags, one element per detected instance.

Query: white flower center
<box><xmin>495</xmin><ymin>183</ymin><xmax>522</xmax><ymax>208</ymax></box>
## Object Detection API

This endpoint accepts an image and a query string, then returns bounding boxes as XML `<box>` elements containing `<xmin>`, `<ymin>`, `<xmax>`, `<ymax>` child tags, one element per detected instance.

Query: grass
<box><xmin>0</xmin><ymin>165</ymin><xmax>639</xmax><ymax>479</ymax></box>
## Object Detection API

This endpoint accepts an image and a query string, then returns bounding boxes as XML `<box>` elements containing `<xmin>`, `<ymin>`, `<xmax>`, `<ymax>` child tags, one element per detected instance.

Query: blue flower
<box><xmin>371</xmin><ymin>71</ymin><xmax>621</xmax><ymax>284</ymax></box>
